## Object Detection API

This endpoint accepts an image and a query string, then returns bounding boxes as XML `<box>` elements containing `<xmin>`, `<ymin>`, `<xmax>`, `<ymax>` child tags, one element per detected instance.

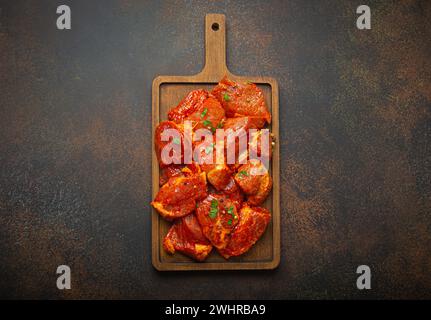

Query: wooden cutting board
<box><xmin>151</xmin><ymin>14</ymin><xmax>280</xmax><ymax>271</ymax></box>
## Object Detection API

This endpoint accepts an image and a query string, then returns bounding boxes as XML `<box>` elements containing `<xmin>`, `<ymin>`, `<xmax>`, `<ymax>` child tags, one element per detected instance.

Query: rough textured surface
<box><xmin>0</xmin><ymin>0</ymin><xmax>430</xmax><ymax>299</ymax></box>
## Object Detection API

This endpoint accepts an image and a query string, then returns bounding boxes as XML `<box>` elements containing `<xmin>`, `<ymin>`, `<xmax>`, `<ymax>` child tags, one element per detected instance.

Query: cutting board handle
<box><xmin>200</xmin><ymin>14</ymin><xmax>230</xmax><ymax>80</ymax></box>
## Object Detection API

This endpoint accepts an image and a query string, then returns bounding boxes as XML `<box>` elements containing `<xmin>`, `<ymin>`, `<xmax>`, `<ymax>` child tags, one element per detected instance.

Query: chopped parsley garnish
<box><xmin>238</xmin><ymin>170</ymin><xmax>248</xmax><ymax>178</ymax></box>
<box><xmin>227</xmin><ymin>205</ymin><xmax>237</xmax><ymax>221</ymax></box>
<box><xmin>203</xmin><ymin>119</ymin><xmax>212</xmax><ymax>127</ymax></box>
<box><xmin>223</xmin><ymin>93</ymin><xmax>230</xmax><ymax>101</ymax></box>
<box><xmin>200</xmin><ymin>108</ymin><xmax>208</xmax><ymax>118</ymax></box>
<box><xmin>217</xmin><ymin>122</ymin><xmax>223</xmax><ymax>129</ymax></box>
<box><xmin>172</xmin><ymin>137</ymin><xmax>181</xmax><ymax>145</ymax></box>
<box><xmin>227</xmin><ymin>206</ymin><xmax>234</xmax><ymax>215</ymax></box>
<box><xmin>209</xmin><ymin>199</ymin><xmax>218</xmax><ymax>218</ymax></box>
<box><xmin>209</xmin><ymin>208</ymin><xmax>217</xmax><ymax>218</ymax></box>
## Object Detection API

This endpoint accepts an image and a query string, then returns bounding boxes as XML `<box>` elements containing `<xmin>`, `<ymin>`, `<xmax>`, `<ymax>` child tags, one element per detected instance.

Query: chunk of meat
<box><xmin>196</xmin><ymin>193</ymin><xmax>239</xmax><ymax>250</ymax></box>
<box><xmin>247</xmin><ymin>173</ymin><xmax>272</xmax><ymax>206</ymax></box>
<box><xmin>223</xmin><ymin>116</ymin><xmax>266</xmax><ymax>131</ymax></box>
<box><xmin>212</xmin><ymin>77</ymin><xmax>271</xmax><ymax>123</ymax></box>
<box><xmin>163</xmin><ymin>213</ymin><xmax>212</xmax><ymax>261</ymax></box>
<box><xmin>206</xmin><ymin>164</ymin><xmax>233</xmax><ymax>191</ymax></box>
<box><xmin>151</xmin><ymin>173</ymin><xmax>207</xmax><ymax>220</ymax></box>
<box><xmin>192</xmin><ymin>136</ymin><xmax>234</xmax><ymax>191</ymax></box>
<box><xmin>159</xmin><ymin>165</ymin><xmax>184</xmax><ymax>186</ymax></box>
<box><xmin>193</xmin><ymin>137</ymin><xmax>218</xmax><ymax>171</ymax></box>
<box><xmin>219</xmin><ymin>205</ymin><xmax>271</xmax><ymax>259</ymax></box>
<box><xmin>168</xmin><ymin>89</ymin><xmax>225</xmax><ymax>130</ymax></box>
<box><xmin>215</xmin><ymin>178</ymin><xmax>243</xmax><ymax>211</ymax></box>
<box><xmin>155</xmin><ymin>121</ymin><xmax>189</xmax><ymax>168</ymax></box>
<box><xmin>234</xmin><ymin>160</ymin><xmax>272</xmax><ymax>206</ymax></box>
<box><xmin>168</xmin><ymin>89</ymin><xmax>208</xmax><ymax>122</ymax></box>
<box><xmin>159</xmin><ymin>163</ymin><xmax>201</xmax><ymax>186</ymax></box>
<box><xmin>248</xmin><ymin>130</ymin><xmax>274</xmax><ymax>161</ymax></box>
<box><xmin>180</xmin><ymin>162</ymin><xmax>201</xmax><ymax>176</ymax></box>
<box><xmin>186</xmin><ymin>96</ymin><xmax>225</xmax><ymax>131</ymax></box>
<box><xmin>223</xmin><ymin>117</ymin><xmax>267</xmax><ymax>166</ymax></box>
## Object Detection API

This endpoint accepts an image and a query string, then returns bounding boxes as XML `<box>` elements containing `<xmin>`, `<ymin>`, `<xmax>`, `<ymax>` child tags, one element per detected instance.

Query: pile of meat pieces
<box><xmin>151</xmin><ymin>77</ymin><xmax>273</xmax><ymax>261</ymax></box>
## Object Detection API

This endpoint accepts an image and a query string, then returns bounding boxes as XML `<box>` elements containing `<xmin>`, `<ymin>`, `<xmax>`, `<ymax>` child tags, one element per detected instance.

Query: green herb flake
<box><xmin>200</xmin><ymin>108</ymin><xmax>208</xmax><ymax>118</ymax></box>
<box><xmin>238</xmin><ymin>170</ymin><xmax>248</xmax><ymax>177</ymax></box>
<box><xmin>209</xmin><ymin>208</ymin><xmax>218</xmax><ymax>219</ymax></box>
<box><xmin>208</xmin><ymin>199</ymin><xmax>218</xmax><ymax>218</ymax></box>
<box><xmin>172</xmin><ymin>137</ymin><xmax>181</xmax><ymax>145</ymax></box>
<box><xmin>203</xmin><ymin>119</ymin><xmax>212</xmax><ymax>127</ymax></box>
<box><xmin>227</xmin><ymin>206</ymin><xmax>237</xmax><ymax>221</ymax></box>
<box><xmin>227</xmin><ymin>219</ymin><xmax>232</xmax><ymax>225</ymax></box>
<box><xmin>227</xmin><ymin>206</ymin><xmax>234</xmax><ymax>215</ymax></box>
<box><xmin>223</xmin><ymin>93</ymin><xmax>230</xmax><ymax>101</ymax></box>
<box><xmin>217</xmin><ymin>122</ymin><xmax>223</xmax><ymax>129</ymax></box>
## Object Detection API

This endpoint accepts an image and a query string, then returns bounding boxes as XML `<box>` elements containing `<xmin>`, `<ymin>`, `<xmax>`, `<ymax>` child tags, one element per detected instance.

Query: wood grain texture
<box><xmin>152</xmin><ymin>14</ymin><xmax>280</xmax><ymax>271</ymax></box>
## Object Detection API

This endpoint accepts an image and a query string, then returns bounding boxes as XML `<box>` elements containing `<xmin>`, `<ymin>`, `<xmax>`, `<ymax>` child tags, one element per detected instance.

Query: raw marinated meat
<box><xmin>163</xmin><ymin>213</ymin><xmax>212</xmax><ymax>261</ymax></box>
<box><xmin>212</xmin><ymin>77</ymin><xmax>271</xmax><ymax>123</ymax></box>
<box><xmin>219</xmin><ymin>205</ymin><xmax>270</xmax><ymax>259</ymax></box>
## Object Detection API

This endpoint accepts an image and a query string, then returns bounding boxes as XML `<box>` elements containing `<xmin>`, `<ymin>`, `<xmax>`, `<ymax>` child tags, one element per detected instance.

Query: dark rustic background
<box><xmin>0</xmin><ymin>0</ymin><xmax>430</xmax><ymax>299</ymax></box>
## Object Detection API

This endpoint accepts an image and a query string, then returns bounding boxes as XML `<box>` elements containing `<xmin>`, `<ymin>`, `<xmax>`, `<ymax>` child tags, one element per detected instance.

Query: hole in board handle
<box><xmin>211</xmin><ymin>23</ymin><xmax>219</xmax><ymax>31</ymax></box>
